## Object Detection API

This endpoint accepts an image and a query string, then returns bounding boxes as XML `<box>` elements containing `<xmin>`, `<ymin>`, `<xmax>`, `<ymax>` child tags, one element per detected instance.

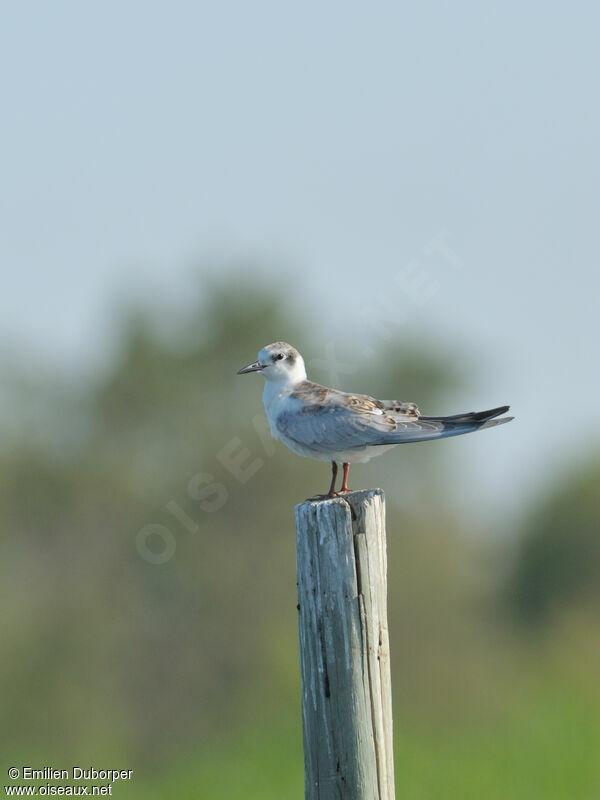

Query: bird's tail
<box><xmin>418</xmin><ymin>405</ymin><xmax>513</xmax><ymax>436</ymax></box>
<box><xmin>376</xmin><ymin>405</ymin><xmax>513</xmax><ymax>444</ymax></box>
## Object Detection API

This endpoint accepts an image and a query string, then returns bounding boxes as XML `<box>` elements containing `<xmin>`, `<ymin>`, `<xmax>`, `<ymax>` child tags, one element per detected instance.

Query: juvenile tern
<box><xmin>238</xmin><ymin>342</ymin><xmax>513</xmax><ymax>497</ymax></box>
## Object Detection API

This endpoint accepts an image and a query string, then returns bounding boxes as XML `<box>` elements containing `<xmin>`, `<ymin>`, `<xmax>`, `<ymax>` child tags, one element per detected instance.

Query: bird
<box><xmin>237</xmin><ymin>341</ymin><xmax>513</xmax><ymax>498</ymax></box>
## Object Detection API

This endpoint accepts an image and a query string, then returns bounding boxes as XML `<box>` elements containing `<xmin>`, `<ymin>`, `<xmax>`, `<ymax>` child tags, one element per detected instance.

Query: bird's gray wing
<box><xmin>276</xmin><ymin>381</ymin><xmax>433</xmax><ymax>452</ymax></box>
<box><xmin>277</xmin><ymin>386</ymin><xmax>512</xmax><ymax>452</ymax></box>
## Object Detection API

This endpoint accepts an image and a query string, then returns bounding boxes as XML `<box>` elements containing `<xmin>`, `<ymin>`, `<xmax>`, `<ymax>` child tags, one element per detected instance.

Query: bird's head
<box><xmin>237</xmin><ymin>342</ymin><xmax>307</xmax><ymax>385</ymax></box>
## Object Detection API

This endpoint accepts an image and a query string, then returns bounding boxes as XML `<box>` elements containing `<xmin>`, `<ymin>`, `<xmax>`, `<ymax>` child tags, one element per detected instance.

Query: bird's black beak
<box><xmin>237</xmin><ymin>361</ymin><xmax>264</xmax><ymax>375</ymax></box>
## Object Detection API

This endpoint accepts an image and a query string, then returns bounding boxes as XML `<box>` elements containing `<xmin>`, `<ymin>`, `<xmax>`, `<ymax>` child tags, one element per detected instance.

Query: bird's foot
<box><xmin>305</xmin><ymin>489</ymin><xmax>350</xmax><ymax>501</ymax></box>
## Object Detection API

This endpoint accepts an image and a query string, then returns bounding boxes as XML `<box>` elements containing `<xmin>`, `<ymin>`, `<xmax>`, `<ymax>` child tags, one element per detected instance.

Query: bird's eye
<box><xmin>275</xmin><ymin>353</ymin><xmax>285</xmax><ymax>361</ymax></box>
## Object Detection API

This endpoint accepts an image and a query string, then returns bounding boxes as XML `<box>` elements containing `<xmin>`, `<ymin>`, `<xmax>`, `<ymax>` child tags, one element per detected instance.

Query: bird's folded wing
<box><xmin>276</xmin><ymin>404</ymin><xmax>441</xmax><ymax>452</ymax></box>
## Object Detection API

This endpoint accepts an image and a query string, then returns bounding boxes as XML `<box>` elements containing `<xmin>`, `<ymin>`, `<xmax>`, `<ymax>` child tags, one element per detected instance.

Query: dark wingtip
<box><xmin>420</xmin><ymin>405</ymin><xmax>512</xmax><ymax>424</ymax></box>
<box><xmin>472</xmin><ymin>405</ymin><xmax>510</xmax><ymax>421</ymax></box>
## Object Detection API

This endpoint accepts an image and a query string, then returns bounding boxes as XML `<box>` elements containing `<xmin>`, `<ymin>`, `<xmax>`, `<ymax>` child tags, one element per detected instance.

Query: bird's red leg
<box><xmin>339</xmin><ymin>462</ymin><xmax>351</xmax><ymax>493</ymax></box>
<box><xmin>327</xmin><ymin>461</ymin><xmax>338</xmax><ymax>497</ymax></box>
<box><xmin>305</xmin><ymin>462</ymin><xmax>340</xmax><ymax>501</ymax></box>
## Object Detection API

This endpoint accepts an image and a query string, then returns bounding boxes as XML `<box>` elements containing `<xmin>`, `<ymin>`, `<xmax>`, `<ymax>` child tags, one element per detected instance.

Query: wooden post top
<box><xmin>295</xmin><ymin>487</ymin><xmax>384</xmax><ymax>512</ymax></box>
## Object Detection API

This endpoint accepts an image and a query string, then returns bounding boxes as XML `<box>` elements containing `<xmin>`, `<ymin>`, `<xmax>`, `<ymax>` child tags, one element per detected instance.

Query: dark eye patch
<box><xmin>274</xmin><ymin>353</ymin><xmax>285</xmax><ymax>361</ymax></box>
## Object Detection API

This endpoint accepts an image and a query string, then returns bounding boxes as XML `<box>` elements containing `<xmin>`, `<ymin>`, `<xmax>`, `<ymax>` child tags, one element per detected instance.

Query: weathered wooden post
<box><xmin>295</xmin><ymin>489</ymin><xmax>395</xmax><ymax>800</ymax></box>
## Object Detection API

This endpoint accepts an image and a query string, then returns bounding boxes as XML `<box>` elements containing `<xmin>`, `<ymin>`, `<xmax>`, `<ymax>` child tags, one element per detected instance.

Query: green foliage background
<box><xmin>1</xmin><ymin>280</ymin><xmax>599</xmax><ymax>798</ymax></box>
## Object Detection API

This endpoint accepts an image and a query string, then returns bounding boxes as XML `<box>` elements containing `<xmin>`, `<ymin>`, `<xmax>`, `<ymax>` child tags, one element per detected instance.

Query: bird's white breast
<box><xmin>262</xmin><ymin>381</ymin><xmax>298</xmax><ymax>440</ymax></box>
<box><xmin>262</xmin><ymin>381</ymin><xmax>327</xmax><ymax>459</ymax></box>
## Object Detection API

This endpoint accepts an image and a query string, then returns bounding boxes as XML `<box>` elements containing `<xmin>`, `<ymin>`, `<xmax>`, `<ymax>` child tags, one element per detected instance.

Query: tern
<box><xmin>238</xmin><ymin>342</ymin><xmax>513</xmax><ymax>498</ymax></box>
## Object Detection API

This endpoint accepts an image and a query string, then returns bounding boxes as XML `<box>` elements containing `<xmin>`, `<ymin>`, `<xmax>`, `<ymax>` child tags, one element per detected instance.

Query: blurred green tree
<box><xmin>507</xmin><ymin>457</ymin><xmax>600</xmax><ymax>625</ymax></box>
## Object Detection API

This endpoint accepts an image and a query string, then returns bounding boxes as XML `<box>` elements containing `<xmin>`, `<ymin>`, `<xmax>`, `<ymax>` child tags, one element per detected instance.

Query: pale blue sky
<box><xmin>2</xmin><ymin>2</ymin><xmax>599</xmax><ymax>516</ymax></box>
